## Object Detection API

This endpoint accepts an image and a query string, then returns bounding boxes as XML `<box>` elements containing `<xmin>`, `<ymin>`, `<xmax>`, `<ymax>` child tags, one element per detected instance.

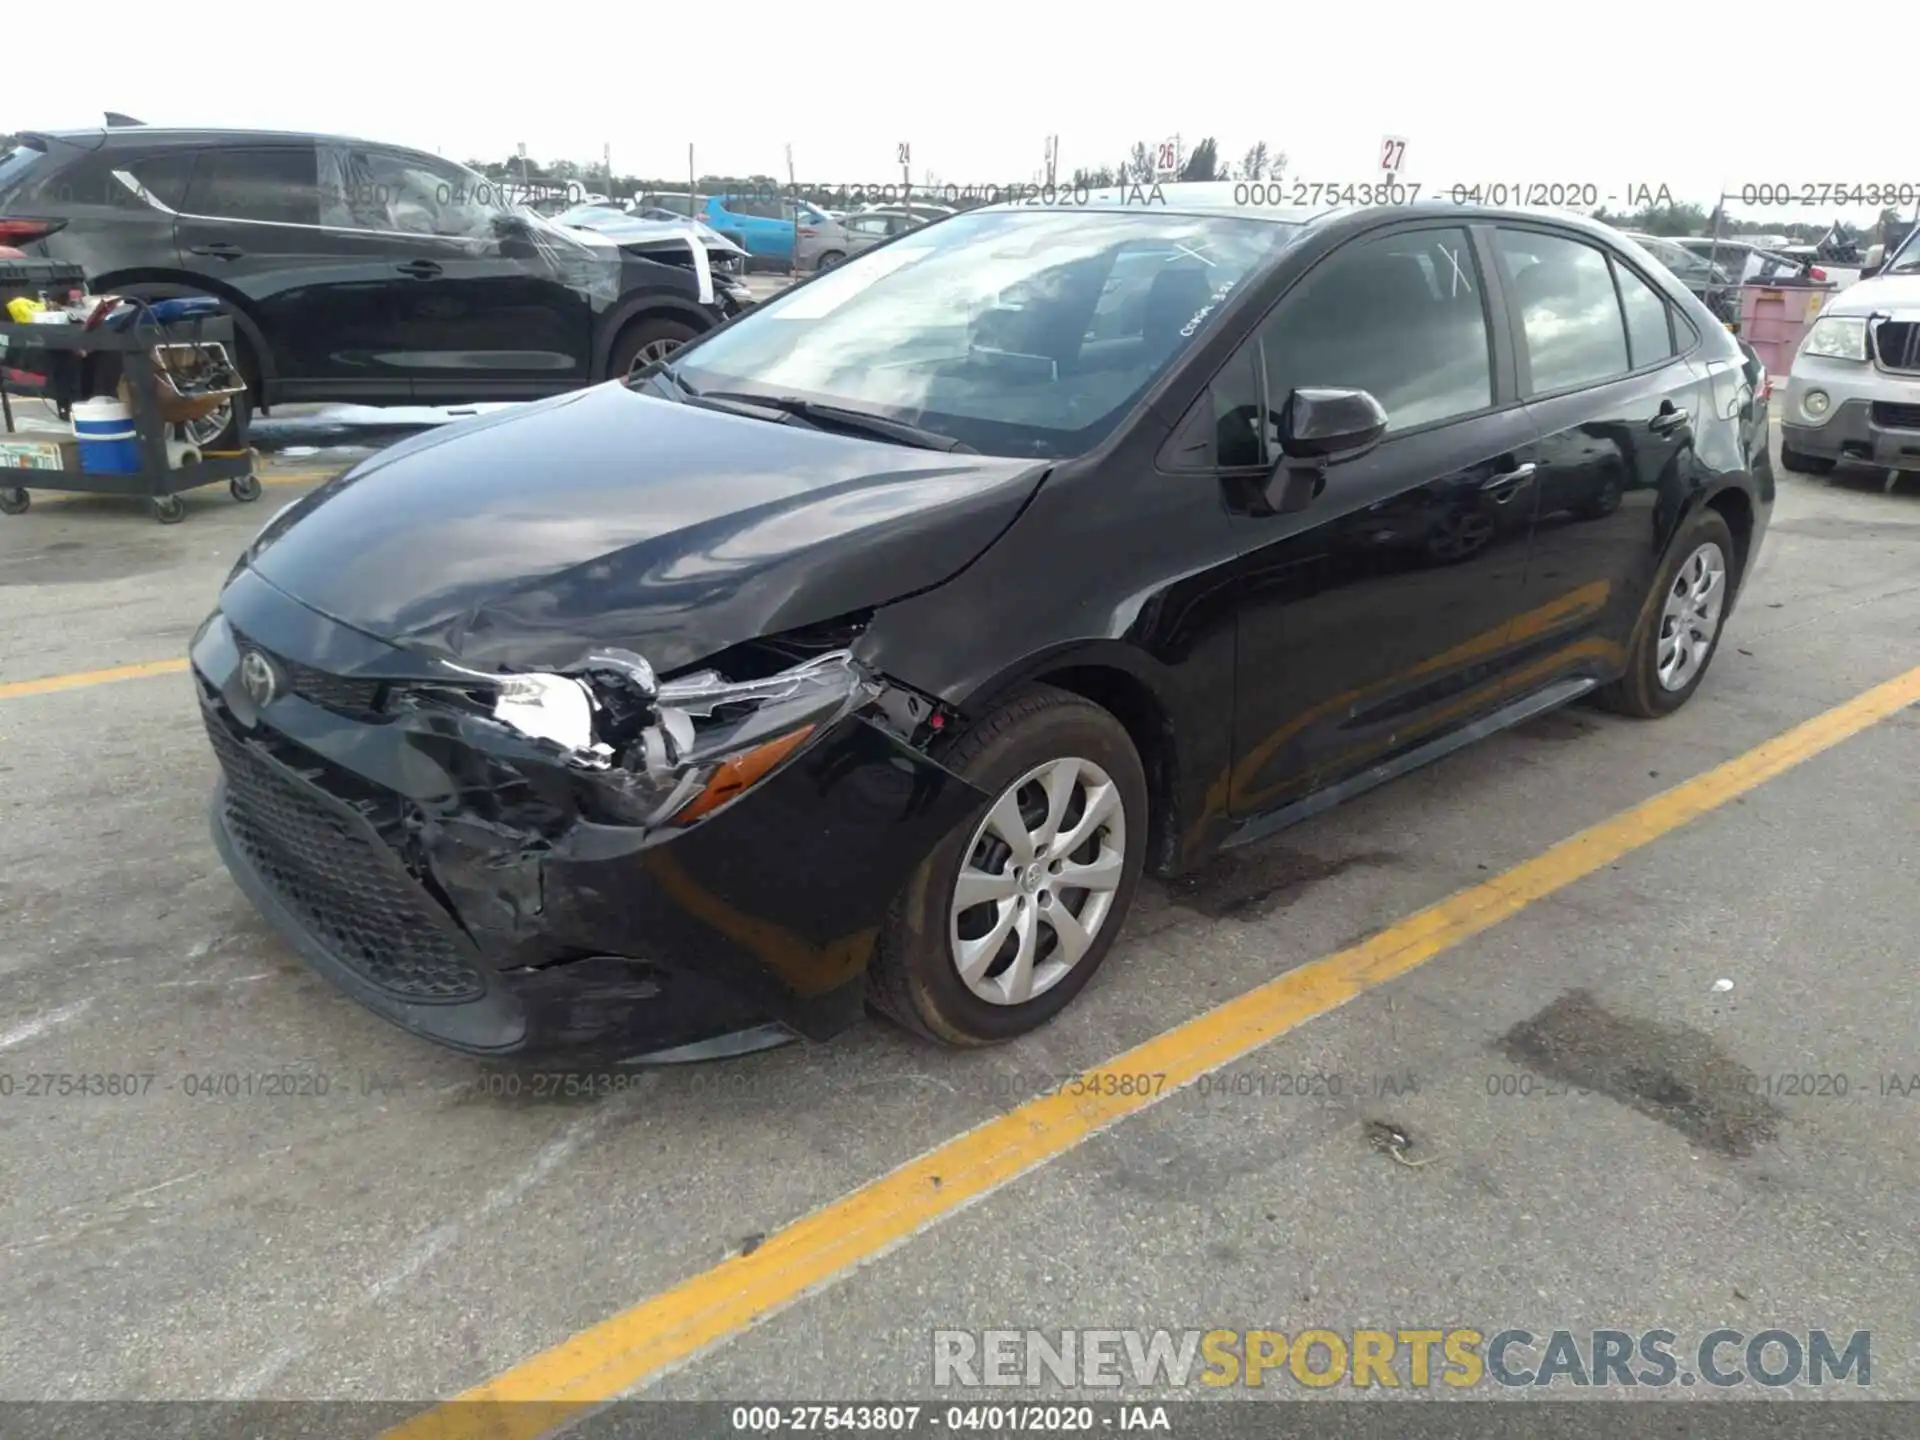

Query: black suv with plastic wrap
<box><xmin>192</xmin><ymin>198</ymin><xmax>1772</xmax><ymax>1067</ymax></box>
<box><xmin>0</xmin><ymin>127</ymin><xmax>751</xmax><ymax>448</ymax></box>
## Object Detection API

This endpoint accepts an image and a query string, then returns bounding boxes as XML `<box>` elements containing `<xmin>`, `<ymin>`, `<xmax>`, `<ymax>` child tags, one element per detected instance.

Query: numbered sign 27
<box><xmin>1379</xmin><ymin>136</ymin><xmax>1408</xmax><ymax>174</ymax></box>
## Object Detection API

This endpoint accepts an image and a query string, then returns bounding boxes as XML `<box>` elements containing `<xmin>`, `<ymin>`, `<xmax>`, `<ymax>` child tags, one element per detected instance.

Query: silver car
<box><xmin>1779</xmin><ymin>226</ymin><xmax>1920</xmax><ymax>480</ymax></box>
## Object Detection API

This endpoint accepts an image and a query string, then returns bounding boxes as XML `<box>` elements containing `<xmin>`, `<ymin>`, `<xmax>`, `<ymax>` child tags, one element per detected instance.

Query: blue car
<box><xmin>638</xmin><ymin>193</ymin><xmax>849</xmax><ymax>269</ymax></box>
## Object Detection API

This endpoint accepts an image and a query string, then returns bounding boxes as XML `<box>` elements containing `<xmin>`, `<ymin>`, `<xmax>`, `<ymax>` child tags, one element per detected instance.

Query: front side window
<box><xmin>320</xmin><ymin>148</ymin><xmax>499</xmax><ymax>239</ymax></box>
<box><xmin>1257</xmin><ymin>225</ymin><xmax>1494</xmax><ymax>435</ymax></box>
<box><xmin>184</xmin><ymin>147</ymin><xmax>322</xmax><ymax>226</ymax></box>
<box><xmin>673</xmin><ymin>209</ymin><xmax>1300</xmax><ymax>459</ymax></box>
<box><xmin>1497</xmin><ymin>229</ymin><xmax>1631</xmax><ymax>394</ymax></box>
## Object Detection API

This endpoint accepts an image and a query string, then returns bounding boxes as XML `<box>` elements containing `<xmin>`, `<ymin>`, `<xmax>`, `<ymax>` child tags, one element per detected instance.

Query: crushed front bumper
<box><xmin>191</xmin><ymin>574</ymin><xmax>986</xmax><ymax>1065</ymax></box>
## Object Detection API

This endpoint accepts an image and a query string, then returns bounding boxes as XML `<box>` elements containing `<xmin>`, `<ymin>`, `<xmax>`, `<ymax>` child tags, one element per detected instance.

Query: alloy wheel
<box><xmin>1655</xmin><ymin>541</ymin><xmax>1727</xmax><ymax>691</ymax></box>
<box><xmin>949</xmin><ymin>757</ymin><xmax>1127</xmax><ymax>1006</ymax></box>
<box><xmin>629</xmin><ymin>337</ymin><xmax>683</xmax><ymax>378</ymax></box>
<box><xmin>181</xmin><ymin>404</ymin><xmax>231</xmax><ymax>450</ymax></box>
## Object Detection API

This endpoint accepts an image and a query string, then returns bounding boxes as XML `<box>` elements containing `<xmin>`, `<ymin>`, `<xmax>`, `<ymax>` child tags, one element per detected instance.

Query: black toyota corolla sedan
<box><xmin>192</xmin><ymin>198</ymin><xmax>1772</xmax><ymax>1064</ymax></box>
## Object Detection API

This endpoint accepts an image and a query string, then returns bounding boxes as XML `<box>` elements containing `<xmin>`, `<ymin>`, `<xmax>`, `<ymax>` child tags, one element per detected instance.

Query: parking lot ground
<box><xmin>1</xmin><ymin>425</ymin><xmax>1917</xmax><ymax>1419</ymax></box>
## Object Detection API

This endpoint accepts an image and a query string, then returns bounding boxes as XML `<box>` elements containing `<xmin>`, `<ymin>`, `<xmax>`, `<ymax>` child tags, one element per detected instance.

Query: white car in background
<box><xmin>1778</xmin><ymin>224</ymin><xmax>1920</xmax><ymax>482</ymax></box>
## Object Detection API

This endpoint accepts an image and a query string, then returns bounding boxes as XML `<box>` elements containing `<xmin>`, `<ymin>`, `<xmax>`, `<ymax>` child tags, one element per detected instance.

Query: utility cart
<box><xmin>0</xmin><ymin>306</ymin><xmax>261</xmax><ymax>525</ymax></box>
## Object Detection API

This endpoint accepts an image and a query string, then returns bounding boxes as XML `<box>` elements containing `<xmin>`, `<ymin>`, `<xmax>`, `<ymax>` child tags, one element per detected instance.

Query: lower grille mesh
<box><xmin>206</xmin><ymin>713</ymin><xmax>484</xmax><ymax>1001</ymax></box>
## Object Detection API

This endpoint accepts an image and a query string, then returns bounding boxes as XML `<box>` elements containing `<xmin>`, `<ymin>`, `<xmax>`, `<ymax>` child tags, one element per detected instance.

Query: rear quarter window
<box><xmin>0</xmin><ymin>146</ymin><xmax>45</xmax><ymax>203</ymax></box>
<box><xmin>7</xmin><ymin>151</ymin><xmax>148</xmax><ymax>210</ymax></box>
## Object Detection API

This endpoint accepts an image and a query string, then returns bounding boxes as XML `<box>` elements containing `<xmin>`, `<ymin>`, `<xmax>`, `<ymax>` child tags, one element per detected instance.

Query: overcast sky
<box><xmin>10</xmin><ymin>2</ymin><xmax>1913</xmax><ymax>225</ymax></box>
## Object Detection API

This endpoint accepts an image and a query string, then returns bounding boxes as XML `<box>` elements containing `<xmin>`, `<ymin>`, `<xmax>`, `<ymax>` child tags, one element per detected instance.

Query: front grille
<box><xmin>205</xmin><ymin>711</ymin><xmax>485</xmax><ymax>1002</ymax></box>
<box><xmin>1873</xmin><ymin>321</ymin><xmax>1920</xmax><ymax>372</ymax></box>
<box><xmin>230</xmin><ymin>628</ymin><xmax>383</xmax><ymax>718</ymax></box>
<box><xmin>1872</xmin><ymin>401</ymin><xmax>1920</xmax><ymax>431</ymax></box>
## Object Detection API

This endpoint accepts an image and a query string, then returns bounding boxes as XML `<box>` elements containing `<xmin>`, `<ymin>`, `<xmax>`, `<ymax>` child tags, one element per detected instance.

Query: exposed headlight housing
<box><xmin>1801</xmin><ymin>315</ymin><xmax>1868</xmax><ymax>361</ymax></box>
<box><xmin>451</xmin><ymin>648</ymin><xmax>874</xmax><ymax>832</ymax></box>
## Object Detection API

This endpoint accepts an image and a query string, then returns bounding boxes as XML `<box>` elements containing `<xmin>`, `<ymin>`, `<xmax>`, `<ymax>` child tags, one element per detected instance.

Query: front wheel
<box><xmin>1780</xmin><ymin>444</ymin><xmax>1835</xmax><ymax>476</ymax></box>
<box><xmin>609</xmin><ymin>316</ymin><xmax>699</xmax><ymax>382</ymax></box>
<box><xmin>868</xmin><ymin>684</ymin><xmax>1149</xmax><ymax>1046</ymax></box>
<box><xmin>0</xmin><ymin>486</ymin><xmax>28</xmax><ymax>516</ymax></box>
<box><xmin>1595</xmin><ymin>510</ymin><xmax>1735</xmax><ymax>718</ymax></box>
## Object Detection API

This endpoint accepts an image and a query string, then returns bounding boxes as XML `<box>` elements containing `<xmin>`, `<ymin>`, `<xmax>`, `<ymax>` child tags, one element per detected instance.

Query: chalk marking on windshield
<box><xmin>1437</xmin><ymin>242</ymin><xmax>1471</xmax><ymax>298</ymax></box>
<box><xmin>1173</xmin><ymin>241</ymin><xmax>1218</xmax><ymax>267</ymax></box>
<box><xmin>1179</xmin><ymin>278</ymin><xmax>1239</xmax><ymax>338</ymax></box>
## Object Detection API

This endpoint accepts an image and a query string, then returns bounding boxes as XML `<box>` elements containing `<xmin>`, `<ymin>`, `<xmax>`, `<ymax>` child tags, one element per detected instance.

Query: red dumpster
<box><xmin>1738</xmin><ymin>281</ymin><xmax>1838</xmax><ymax>378</ymax></box>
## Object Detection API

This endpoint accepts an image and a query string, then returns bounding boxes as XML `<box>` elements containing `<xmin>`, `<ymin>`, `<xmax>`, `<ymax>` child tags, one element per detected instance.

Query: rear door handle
<box><xmin>1481</xmin><ymin>462</ymin><xmax>1536</xmax><ymax>501</ymax></box>
<box><xmin>188</xmin><ymin>242</ymin><xmax>244</xmax><ymax>259</ymax></box>
<box><xmin>1650</xmin><ymin>407</ymin><xmax>1690</xmax><ymax>435</ymax></box>
<box><xmin>396</xmin><ymin>260</ymin><xmax>443</xmax><ymax>279</ymax></box>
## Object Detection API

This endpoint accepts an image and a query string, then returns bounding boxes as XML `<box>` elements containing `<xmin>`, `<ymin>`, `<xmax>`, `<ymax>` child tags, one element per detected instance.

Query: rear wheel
<box><xmin>609</xmin><ymin>316</ymin><xmax>699</xmax><ymax>381</ymax></box>
<box><xmin>1595</xmin><ymin>510</ymin><xmax>1735</xmax><ymax>718</ymax></box>
<box><xmin>0</xmin><ymin>486</ymin><xmax>29</xmax><ymax>515</ymax></box>
<box><xmin>869</xmin><ymin>685</ymin><xmax>1148</xmax><ymax>1046</ymax></box>
<box><xmin>815</xmin><ymin>250</ymin><xmax>846</xmax><ymax>271</ymax></box>
<box><xmin>1780</xmin><ymin>443</ymin><xmax>1835</xmax><ymax>475</ymax></box>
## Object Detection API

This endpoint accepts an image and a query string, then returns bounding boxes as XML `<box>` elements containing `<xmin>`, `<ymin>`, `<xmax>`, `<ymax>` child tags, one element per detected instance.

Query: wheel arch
<box><xmin>1703</xmin><ymin>483</ymin><xmax>1755</xmax><ymax>598</ymax></box>
<box><xmin>593</xmin><ymin>296</ymin><xmax>718</xmax><ymax>380</ymax></box>
<box><xmin>89</xmin><ymin>269</ymin><xmax>272</xmax><ymax>392</ymax></box>
<box><xmin>954</xmin><ymin>645</ymin><xmax>1183</xmax><ymax>878</ymax></box>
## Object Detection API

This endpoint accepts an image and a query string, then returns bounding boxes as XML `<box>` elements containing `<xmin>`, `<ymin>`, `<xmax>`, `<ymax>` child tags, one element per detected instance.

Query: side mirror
<box><xmin>1279</xmin><ymin>387</ymin><xmax>1388</xmax><ymax>461</ymax></box>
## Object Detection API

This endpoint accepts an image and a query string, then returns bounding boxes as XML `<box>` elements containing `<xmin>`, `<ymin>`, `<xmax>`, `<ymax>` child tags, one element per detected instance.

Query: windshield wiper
<box><xmin>640</xmin><ymin>367</ymin><xmax>812</xmax><ymax>425</ymax></box>
<box><xmin>699</xmin><ymin>392</ymin><xmax>976</xmax><ymax>453</ymax></box>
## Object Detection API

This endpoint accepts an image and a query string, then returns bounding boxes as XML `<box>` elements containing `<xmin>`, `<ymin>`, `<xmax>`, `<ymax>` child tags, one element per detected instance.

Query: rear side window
<box><xmin>1496</xmin><ymin>229</ymin><xmax>1630</xmax><ymax>394</ymax></box>
<box><xmin>1259</xmin><ymin>224</ymin><xmax>1494</xmax><ymax>433</ymax></box>
<box><xmin>184</xmin><ymin>147</ymin><xmax>321</xmax><ymax>226</ymax></box>
<box><xmin>1612</xmin><ymin>260</ymin><xmax>1676</xmax><ymax>368</ymax></box>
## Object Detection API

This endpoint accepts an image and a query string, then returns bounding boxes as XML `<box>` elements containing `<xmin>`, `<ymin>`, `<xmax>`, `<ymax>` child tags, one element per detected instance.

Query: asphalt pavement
<box><xmin>0</xmin><ymin>418</ymin><xmax>1916</xmax><ymax>1423</ymax></box>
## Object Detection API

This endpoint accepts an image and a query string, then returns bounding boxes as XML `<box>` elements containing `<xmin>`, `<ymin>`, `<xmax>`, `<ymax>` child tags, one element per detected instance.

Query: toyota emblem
<box><xmin>238</xmin><ymin>649</ymin><xmax>281</xmax><ymax>707</ymax></box>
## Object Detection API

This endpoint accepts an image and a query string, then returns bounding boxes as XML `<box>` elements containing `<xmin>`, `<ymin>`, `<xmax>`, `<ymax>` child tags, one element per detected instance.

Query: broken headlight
<box><xmin>476</xmin><ymin>648</ymin><xmax>874</xmax><ymax>829</ymax></box>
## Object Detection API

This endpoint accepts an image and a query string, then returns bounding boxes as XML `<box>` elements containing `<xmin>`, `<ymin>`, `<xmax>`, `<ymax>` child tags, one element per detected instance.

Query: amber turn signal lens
<box><xmin>671</xmin><ymin>725</ymin><xmax>816</xmax><ymax>823</ymax></box>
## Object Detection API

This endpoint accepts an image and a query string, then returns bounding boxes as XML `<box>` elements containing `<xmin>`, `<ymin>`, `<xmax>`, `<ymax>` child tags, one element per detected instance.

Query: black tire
<box><xmin>1780</xmin><ymin>444</ymin><xmax>1835</xmax><ymax>476</ymax></box>
<box><xmin>0</xmin><ymin>486</ymin><xmax>28</xmax><ymax>516</ymax></box>
<box><xmin>815</xmin><ymin>250</ymin><xmax>846</xmax><ymax>272</ymax></box>
<box><xmin>230</xmin><ymin>474</ymin><xmax>262</xmax><ymax>502</ymax></box>
<box><xmin>868</xmin><ymin>684</ymin><xmax>1149</xmax><ymax>1046</ymax></box>
<box><xmin>153</xmin><ymin>494</ymin><xmax>187</xmax><ymax>525</ymax></box>
<box><xmin>1595</xmin><ymin>509</ymin><xmax>1736</xmax><ymax>719</ymax></box>
<box><xmin>608</xmin><ymin>316</ymin><xmax>700</xmax><ymax>381</ymax></box>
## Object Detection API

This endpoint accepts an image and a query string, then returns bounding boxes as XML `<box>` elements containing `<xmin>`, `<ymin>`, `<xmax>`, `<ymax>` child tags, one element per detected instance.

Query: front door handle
<box><xmin>396</xmin><ymin>260</ymin><xmax>443</xmax><ymax>279</ymax></box>
<box><xmin>1481</xmin><ymin>462</ymin><xmax>1536</xmax><ymax>501</ymax></box>
<box><xmin>1650</xmin><ymin>406</ymin><xmax>1690</xmax><ymax>435</ymax></box>
<box><xmin>188</xmin><ymin>242</ymin><xmax>244</xmax><ymax>259</ymax></box>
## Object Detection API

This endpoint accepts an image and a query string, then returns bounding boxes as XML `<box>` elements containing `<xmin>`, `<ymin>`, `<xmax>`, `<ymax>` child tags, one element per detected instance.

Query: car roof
<box><xmin>973</xmin><ymin>196</ymin><xmax>1641</xmax><ymax>244</ymax></box>
<box><xmin>22</xmin><ymin>125</ymin><xmax>423</xmax><ymax>153</ymax></box>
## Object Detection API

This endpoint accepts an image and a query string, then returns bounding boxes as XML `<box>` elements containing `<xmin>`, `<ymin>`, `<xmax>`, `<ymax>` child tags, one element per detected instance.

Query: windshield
<box><xmin>554</xmin><ymin>204</ymin><xmax>630</xmax><ymax>227</ymax></box>
<box><xmin>672</xmin><ymin>208</ymin><xmax>1298</xmax><ymax>458</ymax></box>
<box><xmin>1887</xmin><ymin>228</ymin><xmax>1920</xmax><ymax>273</ymax></box>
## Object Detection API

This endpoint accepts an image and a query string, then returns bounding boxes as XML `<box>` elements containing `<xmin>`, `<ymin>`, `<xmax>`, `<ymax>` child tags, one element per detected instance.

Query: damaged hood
<box><xmin>242</xmin><ymin>383</ymin><xmax>1048</xmax><ymax>674</ymax></box>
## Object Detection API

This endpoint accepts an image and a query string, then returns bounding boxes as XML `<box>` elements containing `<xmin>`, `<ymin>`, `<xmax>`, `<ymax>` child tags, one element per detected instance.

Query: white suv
<box><xmin>1779</xmin><ymin>228</ymin><xmax>1920</xmax><ymax>480</ymax></box>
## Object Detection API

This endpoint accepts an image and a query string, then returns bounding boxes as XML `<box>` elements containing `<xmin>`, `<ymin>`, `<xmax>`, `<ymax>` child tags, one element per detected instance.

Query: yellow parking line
<box><xmin>383</xmin><ymin>661</ymin><xmax>1920</xmax><ymax>1440</ymax></box>
<box><xmin>0</xmin><ymin>657</ymin><xmax>189</xmax><ymax>701</ymax></box>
